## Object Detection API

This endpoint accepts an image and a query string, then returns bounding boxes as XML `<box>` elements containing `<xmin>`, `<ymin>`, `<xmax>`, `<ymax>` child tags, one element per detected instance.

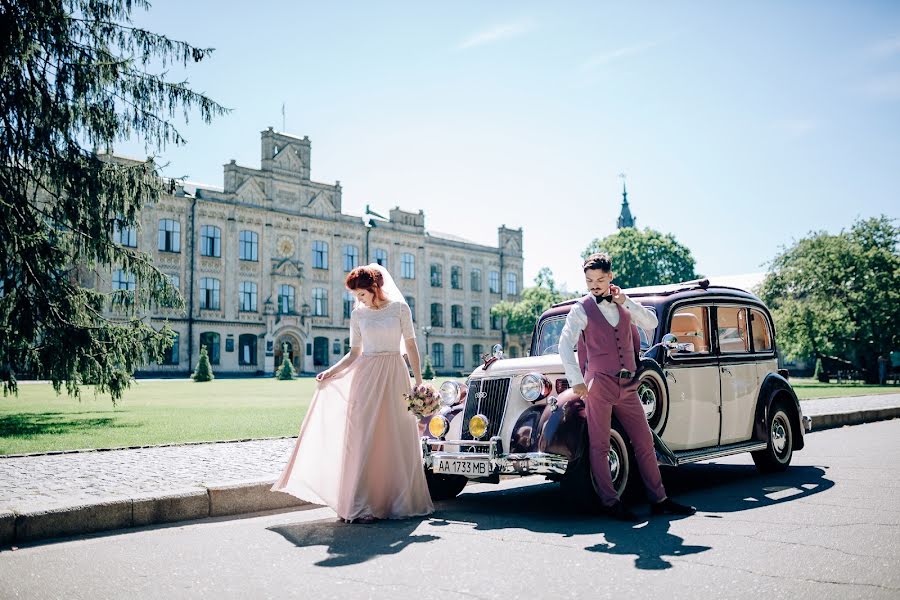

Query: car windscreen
<box><xmin>534</xmin><ymin>307</ymin><xmax>657</xmax><ymax>355</ymax></box>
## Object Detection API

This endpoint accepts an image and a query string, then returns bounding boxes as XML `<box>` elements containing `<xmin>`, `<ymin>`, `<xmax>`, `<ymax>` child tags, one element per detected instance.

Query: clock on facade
<box><xmin>277</xmin><ymin>236</ymin><xmax>295</xmax><ymax>257</ymax></box>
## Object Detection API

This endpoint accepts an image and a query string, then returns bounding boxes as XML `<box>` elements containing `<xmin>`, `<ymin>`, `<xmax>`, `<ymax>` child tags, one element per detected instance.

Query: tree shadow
<box><xmin>269</xmin><ymin>517</ymin><xmax>439</xmax><ymax>567</ymax></box>
<box><xmin>427</xmin><ymin>462</ymin><xmax>833</xmax><ymax>570</ymax></box>
<box><xmin>0</xmin><ymin>412</ymin><xmax>129</xmax><ymax>439</ymax></box>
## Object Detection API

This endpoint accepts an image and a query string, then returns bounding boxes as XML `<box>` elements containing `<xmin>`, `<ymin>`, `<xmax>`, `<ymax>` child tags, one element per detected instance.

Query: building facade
<box><xmin>98</xmin><ymin>128</ymin><xmax>523</xmax><ymax>376</ymax></box>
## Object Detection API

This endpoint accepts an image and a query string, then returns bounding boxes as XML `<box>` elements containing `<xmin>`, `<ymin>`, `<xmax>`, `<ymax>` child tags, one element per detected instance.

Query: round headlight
<box><xmin>439</xmin><ymin>381</ymin><xmax>460</xmax><ymax>406</ymax></box>
<box><xmin>520</xmin><ymin>372</ymin><xmax>551</xmax><ymax>402</ymax></box>
<box><xmin>428</xmin><ymin>415</ymin><xmax>449</xmax><ymax>438</ymax></box>
<box><xmin>469</xmin><ymin>414</ymin><xmax>489</xmax><ymax>439</ymax></box>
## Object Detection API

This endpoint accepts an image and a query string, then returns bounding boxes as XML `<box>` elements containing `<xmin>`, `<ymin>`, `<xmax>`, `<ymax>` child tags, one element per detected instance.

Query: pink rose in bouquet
<box><xmin>404</xmin><ymin>383</ymin><xmax>440</xmax><ymax>418</ymax></box>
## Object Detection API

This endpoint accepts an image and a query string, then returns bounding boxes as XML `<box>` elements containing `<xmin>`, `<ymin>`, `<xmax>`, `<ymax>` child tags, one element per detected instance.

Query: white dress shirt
<box><xmin>558</xmin><ymin>296</ymin><xmax>659</xmax><ymax>387</ymax></box>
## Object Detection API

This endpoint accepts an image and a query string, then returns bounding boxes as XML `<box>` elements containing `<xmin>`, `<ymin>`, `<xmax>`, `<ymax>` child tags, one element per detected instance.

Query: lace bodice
<box><xmin>350</xmin><ymin>301</ymin><xmax>416</xmax><ymax>353</ymax></box>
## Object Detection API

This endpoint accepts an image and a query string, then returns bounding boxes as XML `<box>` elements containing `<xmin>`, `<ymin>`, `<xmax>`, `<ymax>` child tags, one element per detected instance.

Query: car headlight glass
<box><xmin>428</xmin><ymin>415</ymin><xmax>449</xmax><ymax>438</ymax></box>
<box><xmin>519</xmin><ymin>372</ymin><xmax>550</xmax><ymax>402</ymax></box>
<box><xmin>469</xmin><ymin>414</ymin><xmax>489</xmax><ymax>439</ymax></box>
<box><xmin>439</xmin><ymin>381</ymin><xmax>460</xmax><ymax>406</ymax></box>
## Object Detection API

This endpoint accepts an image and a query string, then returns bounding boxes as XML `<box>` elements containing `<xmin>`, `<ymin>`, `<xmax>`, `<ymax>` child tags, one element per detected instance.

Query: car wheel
<box><xmin>425</xmin><ymin>470</ymin><xmax>468</xmax><ymax>501</ymax></box>
<box><xmin>636</xmin><ymin>366</ymin><xmax>668</xmax><ymax>434</ymax></box>
<box><xmin>752</xmin><ymin>401</ymin><xmax>794</xmax><ymax>473</ymax></box>
<box><xmin>560</xmin><ymin>420</ymin><xmax>639</xmax><ymax>510</ymax></box>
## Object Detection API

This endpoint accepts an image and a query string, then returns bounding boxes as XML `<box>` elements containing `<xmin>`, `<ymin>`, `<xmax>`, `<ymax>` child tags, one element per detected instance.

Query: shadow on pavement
<box><xmin>269</xmin><ymin>517</ymin><xmax>438</xmax><ymax>567</ymax></box>
<box><xmin>268</xmin><ymin>463</ymin><xmax>833</xmax><ymax>570</ymax></box>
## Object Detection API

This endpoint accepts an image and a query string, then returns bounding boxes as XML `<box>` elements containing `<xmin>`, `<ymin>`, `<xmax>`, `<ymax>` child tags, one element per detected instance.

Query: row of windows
<box><xmin>113</xmin><ymin>269</ymin><xmax>503</xmax><ymax>328</ymax></box>
<box><xmin>159</xmin><ymin>332</ymin><xmax>258</xmax><ymax>366</ymax></box>
<box><xmin>160</xmin><ymin>333</ymin><xmax>508</xmax><ymax>371</ymax></box>
<box><xmin>428</xmin><ymin>266</ymin><xmax>516</xmax><ymax>294</ymax></box>
<box><xmin>429</xmin><ymin>342</ymin><xmax>517</xmax><ymax>369</ymax></box>
<box><xmin>149</xmin><ymin>220</ymin><xmax>520</xmax><ymax>294</ymax></box>
<box><xmin>669</xmin><ymin>305</ymin><xmax>773</xmax><ymax>355</ymax></box>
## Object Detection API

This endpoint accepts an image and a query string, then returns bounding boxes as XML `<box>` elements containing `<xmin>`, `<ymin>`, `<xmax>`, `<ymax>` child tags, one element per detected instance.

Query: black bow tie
<box><xmin>595</xmin><ymin>294</ymin><xmax>613</xmax><ymax>304</ymax></box>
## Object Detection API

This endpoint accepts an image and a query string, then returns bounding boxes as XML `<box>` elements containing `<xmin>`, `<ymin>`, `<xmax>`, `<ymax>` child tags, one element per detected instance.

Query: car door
<box><xmin>660</xmin><ymin>303</ymin><xmax>721</xmax><ymax>451</ymax></box>
<box><xmin>715</xmin><ymin>305</ymin><xmax>759</xmax><ymax>444</ymax></box>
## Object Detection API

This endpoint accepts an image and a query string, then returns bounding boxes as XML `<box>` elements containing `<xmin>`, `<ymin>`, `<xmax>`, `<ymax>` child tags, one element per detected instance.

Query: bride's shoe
<box><xmin>354</xmin><ymin>515</ymin><xmax>378</xmax><ymax>524</ymax></box>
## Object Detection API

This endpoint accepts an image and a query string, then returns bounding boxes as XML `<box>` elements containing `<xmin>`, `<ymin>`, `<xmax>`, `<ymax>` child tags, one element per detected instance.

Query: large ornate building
<box><xmin>101</xmin><ymin>128</ymin><xmax>523</xmax><ymax>376</ymax></box>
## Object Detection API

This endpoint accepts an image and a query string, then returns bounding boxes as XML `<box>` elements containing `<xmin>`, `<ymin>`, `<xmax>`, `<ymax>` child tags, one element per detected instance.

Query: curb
<box><xmin>2</xmin><ymin>480</ymin><xmax>309</xmax><ymax>547</ymax></box>
<box><xmin>2</xmin><ymin>407</ymin><xmax>899</xmax><ymax>547</ymax></box>
<box><xmin>809</xmin><ymin>406</ymin><xmax>900</xmax><ymax>430</ymax></box>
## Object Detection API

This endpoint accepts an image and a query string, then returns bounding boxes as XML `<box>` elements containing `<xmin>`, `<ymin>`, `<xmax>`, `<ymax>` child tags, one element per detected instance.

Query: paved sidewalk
<box><xmin>1</xmin><ymin>394</ymin><xmax>898</xmax><ymax>546</ymax></box>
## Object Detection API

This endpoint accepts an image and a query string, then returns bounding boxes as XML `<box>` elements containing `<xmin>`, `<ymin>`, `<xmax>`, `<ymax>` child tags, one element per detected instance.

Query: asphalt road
<box><xmin>1</xmin><ymin>420</ymin><xmax>899</xmax><ymax>600</ymax></box>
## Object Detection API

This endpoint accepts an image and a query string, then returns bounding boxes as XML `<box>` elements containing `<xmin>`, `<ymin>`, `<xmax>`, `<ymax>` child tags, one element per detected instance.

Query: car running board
<box><xmin>672</xmin><ymin>441</ymin><xmax>769</xmax><ymax>465</ymax></box>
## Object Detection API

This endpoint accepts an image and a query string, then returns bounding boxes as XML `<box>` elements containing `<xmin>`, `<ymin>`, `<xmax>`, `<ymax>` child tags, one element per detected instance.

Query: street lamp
<box><xmin>422</xmin><ymin>325</ymin><xmax>432</xmax><ymax>356</ymax></box>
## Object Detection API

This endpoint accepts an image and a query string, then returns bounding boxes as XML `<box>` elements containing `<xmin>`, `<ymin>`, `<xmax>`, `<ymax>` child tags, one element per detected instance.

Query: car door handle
<box><xmin>665</xmin><ymin>370</ymin><xmax>677</xmax><ymax>383</ymax></box>
<box><xmin>720</xmin><ymin>367</ymin><xmax>733</xmax><ymax>376</ymax></box>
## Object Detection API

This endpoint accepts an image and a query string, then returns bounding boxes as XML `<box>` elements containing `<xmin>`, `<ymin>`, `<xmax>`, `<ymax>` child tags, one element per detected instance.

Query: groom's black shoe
<box><xmin>651</xmin><ymin>497</ymin><xmax>696</xmax><ymax>516</ymax></box>
<box><xmin>604</xmin><ymin>500</ymin><xmax>640</xmax><ymax>522</ymax></box>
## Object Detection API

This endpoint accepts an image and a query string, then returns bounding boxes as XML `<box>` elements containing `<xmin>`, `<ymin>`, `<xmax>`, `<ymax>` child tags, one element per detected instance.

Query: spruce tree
<box><xmin>277</xmin><ymin>344</ymin><xmax>295</xmax><ymax>380</ymax></box>
<box><xmin>0</xmin><ymin>0</ymin><xmax>227</xmax><ymax>399</ymax></box>
<box><xmin>192</xmin><ymin>345</ymin><xmax>214</xmax><ymax>382</ymax></box>
<box><xmin>422</xmin><ymin>356</ymin><xmax>435</xmax><ymax>380</ymax></box>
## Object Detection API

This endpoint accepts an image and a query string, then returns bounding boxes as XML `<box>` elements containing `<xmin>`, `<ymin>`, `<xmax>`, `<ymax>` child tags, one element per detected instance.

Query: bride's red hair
<box><xmin>345</xmin><ymin>266</ymin><xmax>388</xmax><ymax>302</ymax></box>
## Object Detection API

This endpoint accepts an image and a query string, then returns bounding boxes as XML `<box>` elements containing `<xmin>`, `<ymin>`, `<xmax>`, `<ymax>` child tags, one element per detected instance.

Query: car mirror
<box><xmin>675</xmin><ymin>342</ymin><xmax>695</xmax><ymax>353</ymax></box>
<box><xmin>661</xmin><ymin>333</ymin><xmax>678</xmax><ymax>349</ymax></box>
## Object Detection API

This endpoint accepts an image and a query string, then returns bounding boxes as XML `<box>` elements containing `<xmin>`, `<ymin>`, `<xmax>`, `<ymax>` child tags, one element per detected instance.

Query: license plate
<box><xmin>434</xmin><ymin>458</ymin><xmax>491</xmax><ymax>477</ymax></box>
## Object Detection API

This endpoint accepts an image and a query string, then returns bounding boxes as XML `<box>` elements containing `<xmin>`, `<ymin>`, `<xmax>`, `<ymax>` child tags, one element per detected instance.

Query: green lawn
<box><xmin>789</xmin><ymin>377</ymin><xmax>899</xmax><ymax>400</ymax></box>
<box><xmin>2</xmin><ymin>375</ymin><xmax>896</xmax><ymax>455</ymax></box>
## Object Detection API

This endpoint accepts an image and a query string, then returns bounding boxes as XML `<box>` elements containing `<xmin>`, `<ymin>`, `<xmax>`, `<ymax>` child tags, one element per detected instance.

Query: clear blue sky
<box><xmin>119</xmin><ymin>1</ymin><xmax>900</xmax><ymax>293</ymax></box>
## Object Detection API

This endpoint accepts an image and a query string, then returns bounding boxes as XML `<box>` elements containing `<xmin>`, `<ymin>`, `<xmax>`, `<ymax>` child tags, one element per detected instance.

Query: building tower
<box><xmin>616</xmin><ymin>178</ymin><xmax>636</xmax><ymax>229</ymax></box>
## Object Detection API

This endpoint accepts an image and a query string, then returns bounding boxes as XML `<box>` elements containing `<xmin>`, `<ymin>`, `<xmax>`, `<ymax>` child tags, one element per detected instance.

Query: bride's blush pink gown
<box><xmin>272</xmin><ymin>301</ymin><xmax>434</xmax><ymax>521</ymax></box>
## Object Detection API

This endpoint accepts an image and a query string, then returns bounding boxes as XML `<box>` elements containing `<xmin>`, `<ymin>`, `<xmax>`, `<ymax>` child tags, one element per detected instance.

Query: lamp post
<box><xmin>422</xmin><ymin>325</ymin><xmax>432</xmax><ymax>357</ymax></box>
<box><xmin>300</xmin><ymin>301</ymin><xmax>311</xmax><ymax>325</ymax></box>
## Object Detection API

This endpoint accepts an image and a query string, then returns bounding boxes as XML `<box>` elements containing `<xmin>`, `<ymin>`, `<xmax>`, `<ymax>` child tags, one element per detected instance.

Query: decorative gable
<box><xmin>235</xmin><ymin>177</ymin><xmax>266</xmax><ymax>203</ymax></box>
<box><xmin>273</xmin><ymin>144</ymin><xmax>303</xmax><ymax>172</ymax></box>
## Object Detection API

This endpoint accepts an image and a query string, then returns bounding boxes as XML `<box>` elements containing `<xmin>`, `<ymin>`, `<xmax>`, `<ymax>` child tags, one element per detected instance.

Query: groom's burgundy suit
<box><xmin>575</xmin><ymin>295</ymin><xmax>666</xmax><ymax>507</ymax></box>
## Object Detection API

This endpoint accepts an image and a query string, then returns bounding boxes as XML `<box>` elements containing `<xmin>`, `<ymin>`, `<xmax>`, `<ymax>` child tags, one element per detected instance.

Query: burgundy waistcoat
<box><xmin>576</xmin><ymin>294</ymin><xmax>641</xmax><ymax>377</ymax></box>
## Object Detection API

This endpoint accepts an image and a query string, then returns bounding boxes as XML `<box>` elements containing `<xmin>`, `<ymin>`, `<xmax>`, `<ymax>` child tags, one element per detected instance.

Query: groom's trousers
<box><xmin>584</xmin><ymin>373</ymin><xmax>666</xmax><ymax>507</ymax></box>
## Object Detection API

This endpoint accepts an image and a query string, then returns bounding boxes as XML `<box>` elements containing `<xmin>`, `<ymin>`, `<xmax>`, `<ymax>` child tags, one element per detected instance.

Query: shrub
<box><xmin>192</xmin><ymin>346</ymin><xmax>214</xmax><ymax>382</ymax></box>
<box><xmin>277</xmin><ymin>344</ymin><xmax>296</xmax><ymax>380</ymax></box>
<box><xmin>422</xmin><ymin>356</ymin><xmax>435</xmax><ymax>380</ymax></box>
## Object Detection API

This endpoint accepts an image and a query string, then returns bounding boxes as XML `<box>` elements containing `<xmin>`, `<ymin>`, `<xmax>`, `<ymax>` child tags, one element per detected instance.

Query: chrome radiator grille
<box><xmin>460</xmin><ymin>377</ymin><xmax>510</xmax><ymax>450</ymax></box>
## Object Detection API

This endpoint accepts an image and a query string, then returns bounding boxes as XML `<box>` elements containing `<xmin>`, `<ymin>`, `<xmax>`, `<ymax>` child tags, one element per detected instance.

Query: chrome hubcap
<box><xmin>639</xmin><ymin>383</ymin><xmax>657</xmax><ymax>420</ymax></box>
<box><xmin>608</xmin><ymin>447</ymin><xmax>621</xmax><ymax>484</ymax></box>
<box><xmin>772</xmin><ymin>416</ymin><xmax>788</xmax><ymax>456</ymax></box>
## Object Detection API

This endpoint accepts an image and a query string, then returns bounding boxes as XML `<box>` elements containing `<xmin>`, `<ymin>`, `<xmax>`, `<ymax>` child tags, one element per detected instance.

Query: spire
<box><xmin>616</xmin><ymin>174</ymin><xmax>635</xmax><ymax>229</ymax></box>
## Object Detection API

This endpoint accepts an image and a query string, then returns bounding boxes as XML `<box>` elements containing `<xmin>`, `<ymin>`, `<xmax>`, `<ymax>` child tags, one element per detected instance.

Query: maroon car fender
<box><xmin>536</xmin><ymin>388</ymin><xmax>587</xmax><ymax>460</ymax></box>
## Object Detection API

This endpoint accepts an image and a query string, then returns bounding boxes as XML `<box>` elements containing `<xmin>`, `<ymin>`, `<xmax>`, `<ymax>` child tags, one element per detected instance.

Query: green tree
<box><xmin>0</xmin><ymin>0</ymin><xmax>227</xmax><ymax>399</ymax></box>
<box><xmin>759</xmin><ymin>216</ymin><xmax>900</xmax><ymax>383</ymax></box>
<box><xmin>491</xmin><ymin>269</ymin><xmax>570</xmax><ymax>337</ymax></box>
<box><xmin>422</xmin><ymin>356</ymin><xmax>435</xmax><ymax>380</ymax></box>
<box><xmin>276</xmin><ymin>344</ymin><xmax>296</xmax><ymax>380</ymax></box>
<box><xmin>582</xmin><ymin>227</ymin><xmax>699</xmax><ymax>289</ymax></box>
<box><xmin>192</xmin><ymin>345</ymin><xmax>214</xmax><ymax>382</ymax></box>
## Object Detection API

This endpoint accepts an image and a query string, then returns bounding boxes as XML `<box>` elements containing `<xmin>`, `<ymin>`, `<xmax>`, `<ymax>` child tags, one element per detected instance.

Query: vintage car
<box><xmin>420</xmin><ymin>278</ymin><xmax>813</xmax><ymax>504</ymax></box>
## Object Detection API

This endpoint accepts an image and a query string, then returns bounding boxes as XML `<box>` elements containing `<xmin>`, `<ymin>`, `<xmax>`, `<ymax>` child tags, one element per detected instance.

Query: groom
<box><xmin>558</xmin><ymin>253</ymin><xmax>696</xmax><ymax>521</ymax></box>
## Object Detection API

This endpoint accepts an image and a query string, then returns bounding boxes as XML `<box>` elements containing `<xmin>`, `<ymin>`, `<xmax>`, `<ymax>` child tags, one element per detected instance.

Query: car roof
<box><xmin>548</xmin><ymin>278</ymin><xmax>764</xmax><ymax>314</ymax></box>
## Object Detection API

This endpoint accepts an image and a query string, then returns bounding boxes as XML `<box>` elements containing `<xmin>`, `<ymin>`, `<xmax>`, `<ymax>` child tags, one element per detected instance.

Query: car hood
<box><xmin>470</xmin><ymin>354</ymin><xmax>567</xmax><ymax>378</ymax></box>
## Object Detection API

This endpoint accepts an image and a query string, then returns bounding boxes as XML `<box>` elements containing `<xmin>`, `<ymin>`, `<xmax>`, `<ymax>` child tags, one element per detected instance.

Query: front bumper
<box><xmin>421</xmin><ymin>436</ymin><xmax>569</xmax><ymax>477</ymax></box>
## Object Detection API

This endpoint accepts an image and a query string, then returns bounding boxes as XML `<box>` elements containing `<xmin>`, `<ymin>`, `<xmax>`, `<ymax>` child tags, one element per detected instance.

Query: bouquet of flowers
<box><xmin>404</xmin><ymin>383</ymin><xmax>440</xmax><ymax>418</ymax></box>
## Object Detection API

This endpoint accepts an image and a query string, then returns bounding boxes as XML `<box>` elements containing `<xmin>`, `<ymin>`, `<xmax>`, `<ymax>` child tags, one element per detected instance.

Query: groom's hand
<box><xmin>572</xmin><ymin>383</ymin><xmax>588</xmax><ymax>398</ymax></box>
<box><xmin>610</xmin><ymin>284</ymin><xmax>626</xmax><ymax>305</ymax></box>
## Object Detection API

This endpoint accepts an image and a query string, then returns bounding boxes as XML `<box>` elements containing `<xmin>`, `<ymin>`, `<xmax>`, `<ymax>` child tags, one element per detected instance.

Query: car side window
<box><xmin>717</xmin><ymin>306</ymin><xmax>750</xmax><ymax>354</ymax></box>
<box><xmin>749</xmin><ymin>308</ymin><xmax>773</xmax><ymax>352</ymax></box>
<box><xmin>669</xmin><ymin>305</ymin><xmax>711</xmax><ymax>354</ymax></box>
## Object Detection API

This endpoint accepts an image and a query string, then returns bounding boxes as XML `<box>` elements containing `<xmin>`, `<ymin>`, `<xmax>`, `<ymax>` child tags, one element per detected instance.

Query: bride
<box><xmin>272</xmin><ymin>264</ymin><xmax>434</xmax><ymax>523</ymax></box>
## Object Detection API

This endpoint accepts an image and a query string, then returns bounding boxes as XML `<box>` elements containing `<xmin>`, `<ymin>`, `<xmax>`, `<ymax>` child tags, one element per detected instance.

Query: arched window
<box><xmin>238</xmin><ymin>334</ymin><xmax>257</xmax><ymax>365</ymax></box>
<box><xmin>343</xmin><ymin>245</ymin><xmax>359</xmax><ymax>272</ymax></box>
<box><xmin>451</xmin><ymin>266</ymin><xmax>462</xmax><ymax>289</ymax></box>
<box><xmin>432</xmin><ymin>342</ymin><xmax>445</xmax><ymax>368</ymax></box>
<box><xmin>470</xmin><ymin>268</ymin><xmax>482</xmax><ymax>292</ymax></box>
<box><xmin>239</xmin><ymin>230</ymin><xmax>258</xmax><ymax>261</ymax></box>
<box><xmin>472</xmin><ymin>344</ymin><xmax>483</xmax><ymax>367</ymax></box>
<box><xmin>200</xmin><ymin>225</ymin><xmax>221</xmax><ymax>257</ymax></box>
<box><xmin>239</xmin><ymin>282</ymin><xmax>257</xmax><ymax>312</ymax></box>
<box><xmin>199</xmin><ymin>332</ymin><xmax>220</xmax><ymax>365</ymax></box>
<box><xmin>453</xmin><ymin>343</ymin><xmax>464</xmax><ymax>369</ymax></box>
<box><xmin>158</xmin><ymin>219</ymin><xmax>180</xmax><ymax>252</ymax></box>
<box><xmin>430</xmin><ymin>303</ymin><xmax>443</xmax><ymax>327</ymax></box>
<box><xmin>373</xmin><ymin>248</ymin><xmax>388</xmax><ymax>266</ymax></box>
<box><xmin>278</xmin><ymin>284</ymin><xmax>295</xmax><ymax>314</ymax></box>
